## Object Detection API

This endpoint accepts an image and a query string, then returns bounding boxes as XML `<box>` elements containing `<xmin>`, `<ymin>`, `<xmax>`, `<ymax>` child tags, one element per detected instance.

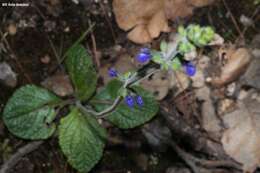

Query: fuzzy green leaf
<box><xmin>160</xmin><ymin>40</ymin><xmax>168</xmax><ymax>52</ymax></box>
<box><xmin>59</xmin><ymin>107</ymin><xmax>106</xmax><ymax>173</ymax></box>
<box><xmin>171</xmin><ymin>57</ymin><xmax>182</xmax><ymax>70</ymax></box>
<box><xmin>66</xmin><ymin>44</ymin><xmax>97</xmax><ymax>101</ymax></box>
<box><xmin>3</xmin><ymin>85</ymin><xmax>61</xmax><ymax>139</ymax></box>
<box><xmin>151</xmin><ymin>51</ymin><xmax>163</xmax><ymax>64</ymax></box>
<box><xmin>94</xmin><ymin>80</ymin><xmax>159</xmax><ymax>129</ymax></box>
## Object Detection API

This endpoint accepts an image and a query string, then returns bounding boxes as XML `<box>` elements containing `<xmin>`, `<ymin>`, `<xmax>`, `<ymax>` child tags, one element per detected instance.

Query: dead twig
<box><xmin>88</xmin><ymin>20</ymin><xmax>100</xmax><ymax>68</ymax></box>
<box><xmin>169</xmin><ymin>140</ymin><xmax>242</xmax><ymax>172</ymax></box>
<box><xmin>0</xmin><ymin>141</ymin><xmax>43</xmax><ymax>173</ymax></box>
<box><xmin>222</xmin><ymin>0</ymin><xmax>244</xmax><ymax>40</ymax></box>
<box><xmin>168</xmin><ymin>139</ymin><xmax>201</xmax><ymax>173</ymax></box>
<box><xmin>158</xmin><ymin>106</ymin><xmax>242</xmax><ymax>172</ymax></box>
<box><xmin>99</xmin><ymin>2</ymin><xmax>117</xmax><ymax>44</ymax></box>
<box><xmin>199</xmin><ymin>159</ymin><xmax>241</xmax><ymax>170</ymax></box>
<box><xmin>47</xmin><ymin>35</ymin><xmax>62</xmax><ymax>67</ymax></box>
<box><xmin>241</xmin><ymin>6</ymin><xmax>260</xmax><ymax>37</ymax></box>
<box><xmin>148</xmin><ymin>121</ymin><xmax>242</xmax><ymax>173</ymax></box>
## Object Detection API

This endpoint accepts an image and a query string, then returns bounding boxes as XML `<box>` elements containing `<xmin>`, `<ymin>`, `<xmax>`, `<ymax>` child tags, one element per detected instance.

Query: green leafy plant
<box><xmin>2</xmin><ymin>24</ymin><xmax>216</xmax><ymax>173</ymax></box>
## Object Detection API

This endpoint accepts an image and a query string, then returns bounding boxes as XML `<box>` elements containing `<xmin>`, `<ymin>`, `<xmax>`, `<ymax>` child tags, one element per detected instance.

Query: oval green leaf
<box><xmin>58</xmin><ymin>107</ymin><xmax>107</xmax><ymax>173</ymax></box>
<box><xmin>3</xmin><ymin>85</ymin><xmax>61</xmax><ymax>139</ymax></box>
<box><xmin>94</xmin><ymin>80</ymin><xmax>159</xmax><ymax>129</ymax></box>
<box><xmin>65</xmin><ymin>44</ymin><xmax>97</xmax><ymax>101</ymax></box>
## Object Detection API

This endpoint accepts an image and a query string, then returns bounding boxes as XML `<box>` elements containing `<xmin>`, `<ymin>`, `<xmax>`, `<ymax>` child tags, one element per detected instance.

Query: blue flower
<box><xmin>125</xmin><ymin>95</ymin><xmax>135</xmax><ymax>108</ymax></box>
<box><xmin>108</xmin><ymin>68</ymin><xmax>118</xmax><ymax>77</ymax></box>
<box><xmin>136</xmin><ymin>48</ymin><xmax>152</xmax><ymax>63</ymax></box>
<box><xmin>184</xmin><ymin>62</ymin><xmax>196</xmax><ymax>76</ymax></box>
<box><xmin>136</xmin><ymin>95</ymin><xmax>144</xmax><ymax>106</ymax></box>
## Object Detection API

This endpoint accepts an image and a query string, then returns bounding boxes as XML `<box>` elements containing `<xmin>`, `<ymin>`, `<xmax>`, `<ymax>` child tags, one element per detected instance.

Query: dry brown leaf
<box><xmin>140</xmin><ymin>71</ymin><xmax>190</xmax><ymax>100</ymax></box>
<box><xmin>41</xmin><ymin>72</ymin><xmax>73</xmax><ymax>97</ymax></box>
<box><xmin>113</xmin><ymin>0</ymin><xmax>214</xmax><ymax>44</ymax></box>
<box><xmin>190</xmin><ymin>0</ymin><xmax>214</xmax><ymax>7</ymax></box>
<box><xmin>164</xmin><ymin>0</ymin><xmax>194</xmax><ymax>20</ymax></box>
<box><xmin>140</xmin><ymin>70</ymin><xmax>173</xmax><ymax>100</ymax></box>
<box><xmin>211</xmin><ymin>48</ymin><xmax>252</xmax><ymax>87</ymax></box>
<box><xmin>147</xmin><ymin>10</ymin><xmax>170</xmax><ymax>38</ymax></box>
<box><xmin>208</xmin><ymin>34</ymin><xmax>224</xmax><ymax>46</ymax></box>
<box><xmin>7</xmin><ymin>23</ymin><xmax>17</xmax><ymax>36</ymax></box>
<box><xmin>221</xmin><ymin>100</ymin><xmax>260</xmax><ymax>173</ymax></box>
<box><xmin>99</xmin><ymin>54</ymin><xmax>137</xmax><ymax>84</ymax></box>
<box><xmin>127</xmin><ymin>24</ymin><xmax>153</xmax><ymax>44</ymax></box>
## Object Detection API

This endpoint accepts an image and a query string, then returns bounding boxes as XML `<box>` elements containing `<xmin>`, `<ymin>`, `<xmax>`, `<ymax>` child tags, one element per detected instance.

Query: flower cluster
<box><xmin>136</xmin><ymin>48</ymin><xmax>152</xmax><ymax>63</ymax></box>
<box><xmin>183</xmin><ymin>62</ymin><xmax>196</xmax><ymax>76</ymax></box>
<box><xmin>108</xmin><ymin>68</ymin><xmax>118</xmax><ymax>77</ymax></box>
<box><xmin>106</xmin><ymin>25</ymin><xmax>216</xmax><ymax>110</ymax></box>
<box><xmin>149</xmin><ymin>25</ymin><xmax>215</xmax><ymax>76</ymax></box>
<box><xmin>108</xmin><ymin>69</ymin><xmax>144</xmax><ymax>108</ymax></box>
<box><xmin>125</xmin><ymin>95</ymin><xmax>144</xmax><ymax>108</ymax></box>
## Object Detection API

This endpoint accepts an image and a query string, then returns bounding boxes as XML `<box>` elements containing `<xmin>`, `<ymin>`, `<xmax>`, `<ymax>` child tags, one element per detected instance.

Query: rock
<box><xmin>252</xmin><ymin>49</ymin><xmax>260</xmax><ymax>58</ymax></box>
<box><xmin>225</xmin><ymin>82</ymin><xmax>236</xmax><ymax>96</ymax></box>
<box><xmin>202</xmin><ymin>98</ymin><xmax>222</xmax><ymax>133</ymax></box>
<box><xmin>221</xmin><ymin>100</ymin><xmax>260</xmax><ymax>173</ymax></box>
<box><xmin>195</xmin><ymin>86</ymin><xmax>222</xmax><ymax>133</ymax></box>
<box><xmin>242</xmin><ymin>54</ymin><xmax>260</xmax><ymax>90</ymax></box>
<box><xmin>71</xmin><ymin>0</ymin><xmax>79</xmax><ymax>4</ymax></box>
<box><xmin>217</xmin><ymin>98</ymin><xmax>235</xmax><ymax>115</ymax></box>
<box><xmin>240</xmin><ymin>14</ymin><xmax>254</xmax><ymax>27</ymax></box>
<box><xmin>0</xmin><ymin>62</ymin><xmax>17</xmax><ymax>88</ymax></box>
<box><xmin>191</xmin><ymin>68</ymin><xmax>205</xmax><ymax>88</ymax></box>
<box><xmin>238</xmin><ymin>89</ymin><xmax>249</xmax><ymax>100</ymax></box>
<box><xmin>195</xmin><ymin>86</ymin><xmax>210</xmax><ymax>100</ymax></box>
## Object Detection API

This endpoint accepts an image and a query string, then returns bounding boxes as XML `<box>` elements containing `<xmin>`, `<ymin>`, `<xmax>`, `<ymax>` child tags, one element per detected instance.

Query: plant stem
<box><xmin>76</xmin><ymin>97</ymin><xmax>122</xmax><ymax>117</ymax></box>
<box><xmin>78</xmin><ymin>66</ymin><xmax>160</xmax><ymax>118</ymax></box>
<box><xmin>130</xmin><ymin>68</ymin><xmax>160</xmax><ymax>85</ymax></box>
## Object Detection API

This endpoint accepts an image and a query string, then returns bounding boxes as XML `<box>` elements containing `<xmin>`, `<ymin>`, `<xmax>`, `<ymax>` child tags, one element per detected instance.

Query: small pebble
<box><xmin>7</xmin><ymin>24</ymin><xmax>17</xmax><ymax>35</ymax></box>
<box><xmin>240</xmin><ymin>14</ymin><xmax>253</xmax><ymax>27</ymax></box>
<box><xmin>226</xmin><ymin>83</ymin><xmax>236</xmax><ymax>96</ymax></box>
<box><xmin>40</xmin><ymin>54</ymin><xmax>51</xmax><ymax>64</ymax></box>
<box><xmin>64</xmin><ymin>26</ymin><xmax>70</xmax><ymax>32</ymax></box>
<box><xmin>238</xmin><ymin>89</ymin><xmax>249</xmax><ymax>100</ymax></box>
